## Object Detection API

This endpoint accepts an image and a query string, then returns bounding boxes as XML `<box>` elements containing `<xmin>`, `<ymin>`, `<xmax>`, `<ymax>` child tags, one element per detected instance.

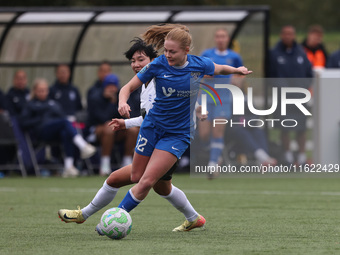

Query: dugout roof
<box><xmin>0</xmin><ymin>6</ymin><xmax>269</xmax><ymax>96</ymax></box>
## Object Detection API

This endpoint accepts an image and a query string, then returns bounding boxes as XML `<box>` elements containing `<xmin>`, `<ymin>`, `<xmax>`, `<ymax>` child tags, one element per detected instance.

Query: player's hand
<box><xmin>118</xmin><ymin>102</ymin><xmax>131</xmax><ymax>118</ymax></box>
<box><xmin>108</xmin><ymin>118</ymin><xmax>126</xmax><ymax>131</ymax></box>
<box><xmin>236</xmin><ymin>66</ymin><xmax>252</xmax><ymax>75</ymax></box>
<box><xmin>195</xmin><ymin>105</ymin><xmax>208</xmax><ymax>121</ymax></box>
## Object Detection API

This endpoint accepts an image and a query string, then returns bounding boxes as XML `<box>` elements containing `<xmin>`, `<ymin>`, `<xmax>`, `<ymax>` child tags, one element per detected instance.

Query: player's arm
<box><xmin>108</xmin><ymin>116</ymin><xmax>143</xmax><ymax>131</ymax></box>
<box><xmin>118</xmin><ymin>75</ymin><xmax>143</xmax><ymax>118</ymax></box>
<box><xmin>213</xmin><ymin>63</ymin><xmax>252</xmax><ymax>76</ymax></box>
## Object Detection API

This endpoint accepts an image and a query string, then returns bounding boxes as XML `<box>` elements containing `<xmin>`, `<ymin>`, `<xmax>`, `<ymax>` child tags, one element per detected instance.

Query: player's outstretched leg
<box><xmin>58</xmin><ymin>165</ymin><xmax>132</xmax><ymax>223</ymax></box>
<box><xmin>154</xmin><ymin>181</ymin><xmax>206</xmax><ymax>232</ymax></box>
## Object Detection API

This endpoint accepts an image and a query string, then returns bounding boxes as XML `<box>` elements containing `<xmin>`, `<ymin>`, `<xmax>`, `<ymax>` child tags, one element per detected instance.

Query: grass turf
<box><xmin>1</xmin><ymin>174</ymin><xmax>340</xmax><ymax>255</ymax></box>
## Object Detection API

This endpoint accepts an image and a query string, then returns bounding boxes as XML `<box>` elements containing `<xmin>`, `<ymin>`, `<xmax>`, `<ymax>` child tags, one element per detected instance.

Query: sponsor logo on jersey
<box><xmin>162</xmin><ymin>87</ymin><xmax>176</xmax><ymax>97</ymax></box>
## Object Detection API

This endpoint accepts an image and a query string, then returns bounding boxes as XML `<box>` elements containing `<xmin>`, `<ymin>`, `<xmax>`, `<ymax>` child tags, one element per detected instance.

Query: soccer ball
<box><xmin>98</xmin><ymin>207</ymin><xmax>132</xmax><ymax>240</ymax></box>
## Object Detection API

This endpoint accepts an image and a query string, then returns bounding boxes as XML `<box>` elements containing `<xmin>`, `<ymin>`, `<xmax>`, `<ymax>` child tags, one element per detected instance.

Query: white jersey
<box><xmin>125</xmin><ymin>79</ymin><xmax>156</xmax><ymax>129</ymax></box>
<box><xmin>140</xmin><ymin>78</ymin><xmax>156</xmax><ymax>114</ymax></box>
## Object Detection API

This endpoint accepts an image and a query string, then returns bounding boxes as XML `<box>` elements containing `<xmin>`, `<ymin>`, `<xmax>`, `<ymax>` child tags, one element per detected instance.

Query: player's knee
<box><xmin>153</xmin><ymin>181</ymin><xmax>171</xmax><ymax>196</ymax></box>
<box><xmin>130</xmin><ymin>173</ymin><xmax>141</xmax><ymax>184</ymax></box>
<box><xmin>106</xmin><ymin>173</ymin><xmax>120</xmax><ymax>188</ymax></box>
<box><xmin>138</xmin><ymin>178</ymin><xmax>154</xmax><ymax>193</ymax></box>
<box><xmin>127</xmin><ymin>127</ymin><xmax>139</xmax><ymax>136</ymax></box>
<box><xmin>103</xmin><ymin>125</ymin><xmax>114</xmax><ymax>136</ymax></box>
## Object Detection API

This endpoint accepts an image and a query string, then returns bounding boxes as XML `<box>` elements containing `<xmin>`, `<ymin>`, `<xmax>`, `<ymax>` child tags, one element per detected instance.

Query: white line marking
<box><xmin>1</xmin><ymin>187</ymin><xmax>340</xmax><ymax>197</ymax></box>
<box><xmin>0</xmin><ymin>187</ymin><xmax>17</xmax><ymax>192</ymax></box>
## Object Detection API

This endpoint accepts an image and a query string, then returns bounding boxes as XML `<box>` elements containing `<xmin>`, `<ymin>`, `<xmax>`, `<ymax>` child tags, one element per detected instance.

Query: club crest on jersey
<box><xmin>191</xmin><ymin>72</ymin><xmax>201</xmax><ymax>80</ymax></box>
<box><xmin>139</xmin><ymin>63</ymin><xmax>150</xmax><ymax>74</ymax></box>
<box><xmin>162</xmin><ymin>87</ymin><xmax>176</xmax><ymax>97</ymax></box>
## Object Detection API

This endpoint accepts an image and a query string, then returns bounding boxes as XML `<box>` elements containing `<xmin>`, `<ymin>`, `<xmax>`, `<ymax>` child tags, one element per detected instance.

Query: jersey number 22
<box><xmin>136</xmin><ymin>135</ymin><xmax>148</xmax><ymax>152</ymax></box>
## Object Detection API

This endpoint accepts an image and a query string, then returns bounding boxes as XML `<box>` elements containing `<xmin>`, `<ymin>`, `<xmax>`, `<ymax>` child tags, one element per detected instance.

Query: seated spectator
<box><xmin>88</xmin><ymin>61</ymin><xmax>142</xmax><ymax>120</ymax></box>
<box><xmin>3</xmin><ymin>71</ymin><xmax>29</xmax><ymax>170</ymax></box>
<box><xmin>301</xmin><ymin>25</ymin><xmax>328</xmax><ymax>68</ymax></box>
<box><xmin>88</xmin><ymin>61</ymin><xmax>112</xmax><ymax>98</ymax></box>
<box><xmin>327</xmin><ymin>49</ymin><xmax>340</xmax><ymax>68</ymax></box>
<box><xmin>86</xmin><ymin>74</ymin><xmax>138</xmax><ymax>176</ymax></box>
<box><xmin>19</xmin><ymin>78</ymin><xmax>96</xmax><ymax>177</ymax></box>
<box><xmin>49</xmin><ymin>64</ymin><xmax>83</xmax><ymax>121</ymax></box>
<box><xmin>6</xmin><ymin>70</ymin><xmax>30</xmax><ymax>117</ymax></box>
<box><xmin>0</xmin><ymin>89</ymin><xmax>7</xmax><ymax>167</ymax></box>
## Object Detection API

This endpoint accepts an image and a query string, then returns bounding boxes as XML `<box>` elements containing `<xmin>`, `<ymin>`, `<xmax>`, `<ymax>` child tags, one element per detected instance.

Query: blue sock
<box><xmin>118</xmin><ymin>189</ymin><xmax>141</xmax><ymax>212</ymax></box>
<box><xmin>209</xmin><ymin>137</ymin><xmax>224</xmax><ymax>164</ymax></box>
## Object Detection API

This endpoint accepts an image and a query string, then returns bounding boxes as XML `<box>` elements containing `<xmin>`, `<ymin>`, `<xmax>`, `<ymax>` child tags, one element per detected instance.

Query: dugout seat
<box><xmin>0</xmin><ymin>113</ymin><xmax>27</xmax><ymax>177</ymax></box>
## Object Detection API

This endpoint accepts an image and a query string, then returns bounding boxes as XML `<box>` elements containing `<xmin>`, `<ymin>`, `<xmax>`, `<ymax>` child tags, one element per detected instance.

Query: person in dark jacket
<box><xmin>20</xmin><ymin>78</ymin><xmax>95</xmax><ymax>177</ymax></box>
<box><xmin>6</xmin><ymin>70</ymin><xmax>30</xmax><ymax>117</ymax></box>
<box><xmin>327</xmin><ymin>49</ymin><xmax>340</xmax><ymax>68</ymax></box>
<box><xmin>269</xmin><ymin>25</ymin><xmax>313</xmax><ymax>165</ymax></box>
<box><xmin>87</xmin><ymin>61</ymin><xmax>112</xmax><ymax>99</ymax></box>
<box><xmin>88</xmin><ymin>61</ymin><xmax>141</xmax><ymax>119</ymax></box>
<box><xmin>49</xmin><ymin>64</ymin><xmax>83</xmax><ymax>121</ymax></box>
<box><xmin>86</xmin><ymin>74</ymin><xmax>138</xmax><ymax>176</ymax></box>
<box><xmin>301</xmin><ymin>25</ymin><xmax>328</xmax><ymax>68</ymax></box>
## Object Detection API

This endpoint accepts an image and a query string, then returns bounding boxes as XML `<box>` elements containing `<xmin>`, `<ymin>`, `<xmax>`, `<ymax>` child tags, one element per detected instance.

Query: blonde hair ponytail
<box><xmin>142</xmin><ymin>23</ymin><xmax>192</xmax><ymax>51</ymax></box>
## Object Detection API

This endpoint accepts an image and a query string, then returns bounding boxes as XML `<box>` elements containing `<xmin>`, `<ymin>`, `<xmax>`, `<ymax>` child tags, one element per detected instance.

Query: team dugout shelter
<box><xmin>0</xmin><ymin>6</ymin><xmax>270</xmax><ymax>99</ymax></box>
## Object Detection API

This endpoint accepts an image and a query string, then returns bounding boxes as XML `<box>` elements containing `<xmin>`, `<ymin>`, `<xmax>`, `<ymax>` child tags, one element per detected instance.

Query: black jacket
<box><xmin>269</xmin><ymin>41</ymin><xmax>313</xmax><ymax>79</ymax></box>
<box><xmin>5</xmin><ymin>87</ymin><xmax>30</xmax><ymax>116</ymax></box>
<box><xmin>0</xmin><ymin>89</ymin><xmax>7</xmax><ymax>111</ymax></box>
<box><xmin>19</xmin><ymin>98</ymin><xmax>65</xmax><ymax>135</ymax></box>
<box><xmin>49</xmin><ymin>81</ymin><xmax>83</xmax><ymax>117</ymax></box>
<box><xmin>86</xmin><ymin>88</ymin><xmax>121</xmax><ymax>127</ymax></box>
<box><xmin>327</xmin><ymin>50</ymin><xmax>340</xmax><ymax>68</ymax></box>
<box><xmin>88</xmin><ymin>80</ymin><xmax>141</xmax><ymax>119</ymax></box>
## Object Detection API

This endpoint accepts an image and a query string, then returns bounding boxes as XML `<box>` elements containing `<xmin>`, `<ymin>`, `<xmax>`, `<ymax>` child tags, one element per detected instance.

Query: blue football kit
<box><xmin>200</xmin><ymin>48</ymin><xmax>243</xmax><ymax>120</ymax></box>
<box><xmin>136</xmin><ymin>54</ymin><xmax>215</xmax><ymax>158</ymax></box>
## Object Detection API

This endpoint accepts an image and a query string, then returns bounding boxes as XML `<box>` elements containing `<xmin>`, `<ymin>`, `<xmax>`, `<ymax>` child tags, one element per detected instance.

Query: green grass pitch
<box><xmin>1</xmin><ymin>174</ymin><xmax>340</xmax><ymax>255</ymax></box>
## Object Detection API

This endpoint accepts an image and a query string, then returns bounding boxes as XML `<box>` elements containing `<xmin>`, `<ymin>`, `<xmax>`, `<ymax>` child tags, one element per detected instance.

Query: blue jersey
<box><xmin>201</xmin><ymin>48</ymin><xmax>243</xmax><ymax>118</ymax></box>
<box><xmin>201</xmin><ymin>48</ymin><xmax>243</xmax><ymax>79</ymax></box>
<box><xmin>137</xmin><ymin>54</ymin><xmax>215</xmax><ymax>137</ymax></box>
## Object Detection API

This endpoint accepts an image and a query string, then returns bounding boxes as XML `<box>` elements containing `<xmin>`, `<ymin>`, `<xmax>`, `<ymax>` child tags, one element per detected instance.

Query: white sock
<box><xmin>64</xmin><ymin>157</ymin><xmax>74</xmax><ymax>169</ymax></box>
<box><xmin>285</xmin><ymin>151</ymin><xmax>294</xmax><ymax>164</ymax></box>
<box><xmin>101</xmin><ymin>156</ymin><xmax>111</xmax><ymax>169</ymax></box>
<box><xmin>160</xmin><ymin>184</ymin><xmax>198</xmax><ymax>222</ymax></box>
<box><xmin>297</xmin><ymin>153</ymin><xmax>307</xmax><ymax>165</ymax></box>
<box><xmin>254</xmin><ymin>149</ymin><xmax>270</xmax><ymax>163</ymax></box>
<box><xmin>81</xmin><ymin>181</ymin><xmax>119</xmax><ymax>219</ymax></box>
<box><xmin>121</xmin><ymin>155</ymin><xmax>133</xmax><ymax>166</ymax></box>
<box><xmin>73</xmin><ymin>134</ymin><xmax>87</xmax><ymax>150</ymax></box>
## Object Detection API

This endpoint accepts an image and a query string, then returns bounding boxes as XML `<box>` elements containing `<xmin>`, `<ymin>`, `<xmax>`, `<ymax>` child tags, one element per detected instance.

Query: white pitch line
<box><xmin>0</xmin><ymin>187</ymin><xmax>17</xmax><ymax>192</ymax></box>
<box><xmin>1</xmin><ymin>187</ymin><xmax>340</xmax><ymax>197</ymax></box>
<box><xmin>183</xmin><ymin>189</ymin><xmax>340</xmax><ymax>197</ymax></box>
<box><xmin>48</xmin><ymin>188</ymin><xmax>99</xmax><ymax>193</ymax></box>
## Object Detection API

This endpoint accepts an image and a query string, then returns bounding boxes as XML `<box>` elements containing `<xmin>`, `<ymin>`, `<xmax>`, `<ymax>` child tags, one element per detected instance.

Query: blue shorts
<box><xmin>206</xmin><ymin>102</ymin><xmax>232</xmax><ymax>120</ymax></box>
<box><xmin>135</xmin><ymin>117</ymin><xmax>190</xmax><ymax>159</ymax></box>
